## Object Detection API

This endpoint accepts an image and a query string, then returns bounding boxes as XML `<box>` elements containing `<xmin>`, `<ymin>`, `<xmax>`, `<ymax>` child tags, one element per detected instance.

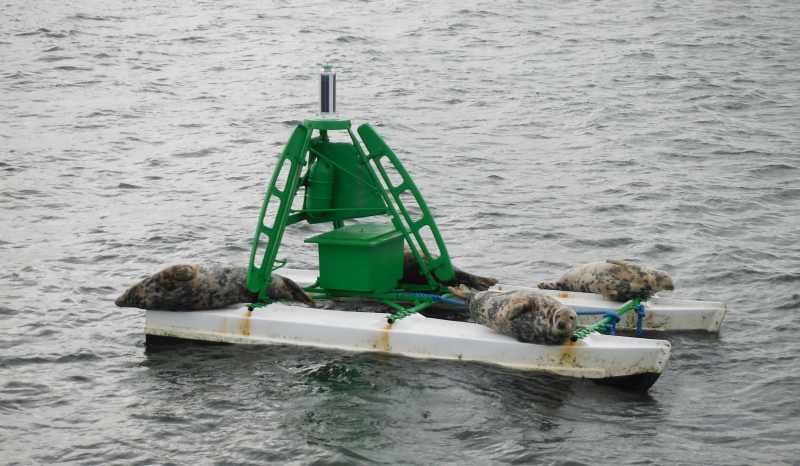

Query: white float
<box><xmin>258</xmin><ymin>268</ymin><xmax>727</xmax><ymax>333</ymax></box>
<box><xmin>146</xmin><ymin>303</ymin><xmax>671</xmax><ymax>391</ymax></box>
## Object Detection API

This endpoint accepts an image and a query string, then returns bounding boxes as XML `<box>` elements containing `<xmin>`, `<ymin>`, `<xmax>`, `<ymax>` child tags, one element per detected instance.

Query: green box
<box><xmin>305</xmin><ymin>224</ymin><xmax>404</xmax><ymax>292</ymax></box>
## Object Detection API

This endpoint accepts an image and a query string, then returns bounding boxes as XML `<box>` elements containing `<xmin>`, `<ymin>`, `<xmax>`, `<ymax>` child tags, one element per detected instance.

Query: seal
<box><xmin>401</xmin><ymin>248</ymin><xmax>498</xmax><ymax>291</ymax></box>
<box><xmin>448</xmin><ymin>285</ymin><xmax>577</xmax><ymax>345</ymax></box>
<box><xmin>115</xmin><ymin>264</ymin><xmax>316</xmax><ymax>311</ymax></box>
<box><xmin>538</xmin><ymin>259</ymin><xmax>674</xmax><ymax>302</ymax></box>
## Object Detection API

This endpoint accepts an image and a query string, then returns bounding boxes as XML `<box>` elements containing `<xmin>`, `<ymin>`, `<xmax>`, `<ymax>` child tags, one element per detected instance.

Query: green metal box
<box><xmin>305</xmin><ymin>224</ymin><xmax>404</xmax><ymax>292</ymax></box>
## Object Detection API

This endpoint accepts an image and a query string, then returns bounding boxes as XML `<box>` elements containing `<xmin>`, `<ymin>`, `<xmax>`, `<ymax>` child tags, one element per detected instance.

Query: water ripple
<box><xmin>1</xmin><ymin>0</ymin><xmax>799</xmax><ymax>464</ymax></box>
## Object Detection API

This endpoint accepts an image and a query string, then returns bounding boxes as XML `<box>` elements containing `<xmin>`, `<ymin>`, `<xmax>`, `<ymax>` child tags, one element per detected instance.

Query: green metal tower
<box><xmin>246</xmin><ymin>66</ymin><xmax>457</xmax><ymax>317</ymax></box>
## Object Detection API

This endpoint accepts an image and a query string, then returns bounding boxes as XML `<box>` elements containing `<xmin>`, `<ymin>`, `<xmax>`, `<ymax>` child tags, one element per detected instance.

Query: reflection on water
<box><xmin>143</xmin><ymin>338</ymin><xmax>583</xmax><ymax>462</ymax></box>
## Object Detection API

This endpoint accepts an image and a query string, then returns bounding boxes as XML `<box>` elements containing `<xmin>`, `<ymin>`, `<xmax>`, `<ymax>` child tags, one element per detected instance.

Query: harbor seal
<box><xmin>401</xmin><ymin>248</ymin><xmax>498</xmax><ymax>291</ymax></box>
<box><xmin>538</xmin><ymin>259</ymin><xmax>674</xmax><ymax>302</ymax></box>
<box><xmin>448</xmin><ymin>285</ymin><xmax>577</xmax><ymax>345</ymax></box>
<box><xmin>115</xmin><ymin>264</ymin><xmax>316</xmax><ymax>311</ymax></box>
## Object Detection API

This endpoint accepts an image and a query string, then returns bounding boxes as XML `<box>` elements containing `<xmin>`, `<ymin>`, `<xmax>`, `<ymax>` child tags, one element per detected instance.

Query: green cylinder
<box><xmin>306</xmin><ymin>159</ymin><xmax>334</xmax><ymax>219</ymax></box>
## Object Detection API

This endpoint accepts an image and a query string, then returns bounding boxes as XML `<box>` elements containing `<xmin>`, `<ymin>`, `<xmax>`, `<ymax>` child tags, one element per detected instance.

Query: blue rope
<box><xmin>634</xmin><ymin>303</ymin><xmax>646</xmax><ymax>336</ymax></box>
<box><xmin>394</xmin><ymin>293</ymin><xmax>468</xmax><ymax>307</ymax></box>
<box><xmin>578</xmin><ymin>304</ymin><xmax>647</xmax><ymax>336</ymax></box>
<box><xmin>577</xmin><ymin>310</ymin><xmax>621</xmax><ymax>335</ymax></box>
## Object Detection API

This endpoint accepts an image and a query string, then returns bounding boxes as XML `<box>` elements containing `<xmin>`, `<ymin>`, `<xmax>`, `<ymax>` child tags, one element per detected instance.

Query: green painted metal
<box><xmin>246</xmin><ymin>118</ymin><xmax>455</xmax><ymax>306</ymax></box>
<box><xmin>246</xmin><ymin>124</ymin><xmax>310</xmax><ymax>299</ymax></box>
<box><xmin>385</xmin><ymin>292</ymin><xmax>462</xmax><ymax>324</ymax></box>
<box><xmin>303</xmin><ymin>140</ymin><xmax>386</xmax><ymax>224</ymax></box>
<box><xmin>304</xmin><ymin>118</ymin><xmax>350</xmax><ymax>131</ymax></box>
<box><xmin>572</xmin><ymin>298</ymin><xmax>646</xmax><ymax>340</ymax></box>
<box><xmin>305</xmin><ymin>224</ymin><xmax>404</xmax><ymax>293</ymax></box>
<box><xmin>358</xmin><ymin>123</ymin><xmax>455</xmax><ymax>284</ymax></box>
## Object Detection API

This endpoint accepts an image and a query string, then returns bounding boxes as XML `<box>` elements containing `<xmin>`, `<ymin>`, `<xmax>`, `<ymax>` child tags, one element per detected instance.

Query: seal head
<box><xmin>115</xmin><ymin>264</ymin><xmax>315</xmax><ymax>311</ymax></box>
<box><xmin>538</xmin><ymin>259</ymin><xmax>674</xmax><ymax>302</ymax></box>
<box><xmin>449</xmin><ymin>285</ymin><xmax>577</xmax><ymax>345</ymax></box>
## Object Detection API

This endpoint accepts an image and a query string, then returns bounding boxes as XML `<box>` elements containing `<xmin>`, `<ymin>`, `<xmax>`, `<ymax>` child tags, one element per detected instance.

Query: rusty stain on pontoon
<box><xmin>557</xmin><ymin>340</ymin><xmax>581</xmax><ymax>367</ymax></box>
<box><xmin>369</xmin><ymin>323</ymin><xmax>393</xmax><ymax>353</ymax></box>
<box><xmin>240</xmin><ymin>309</ymin><xmax>253</xmax><ymax>336</ymax></box>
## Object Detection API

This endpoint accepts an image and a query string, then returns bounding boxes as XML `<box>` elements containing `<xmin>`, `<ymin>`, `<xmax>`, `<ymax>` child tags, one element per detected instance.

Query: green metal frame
<box><xmin>246</xmin><ymin>118</ymin><xmax>455</xmax><ymax>314</ymax></box>
<box><xmin>571</xmin><ymin>298</ymin><xmax>646</xmax><ymax>340</ymax></box>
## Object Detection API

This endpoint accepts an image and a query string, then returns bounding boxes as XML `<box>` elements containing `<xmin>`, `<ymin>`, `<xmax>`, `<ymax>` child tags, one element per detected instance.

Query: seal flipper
<box><xmin>266</xmin><ymin>274</ymin><xmax>317</xmax><ymax>308</ymax></box>
<box><xmin>606</xmin><ymin>259</ymin><xmax>633</xmax><ymax>268</ymax></box>
<box><xmin>447</xmin><ymin>284</ymin><xmax>475</xmax><ymax>303</ymax></box>
<box><xmin>162</xmin><ymin>264</ymin><xmax>198</xmax><ymax>282</ymax></box>
<box><xmin>504</xmin><ymin>303</ymin><xmax>530</xmax><ymax>321</ymax></box>
<box><xmin>401</xmin><ymin>248</ymin><xmax>498</xmax><ymax>291</ymax></box>
<box><xmin>453</xmin><ymin>268</ymin><xmax>498</xmax><ymax>291</ymax></box>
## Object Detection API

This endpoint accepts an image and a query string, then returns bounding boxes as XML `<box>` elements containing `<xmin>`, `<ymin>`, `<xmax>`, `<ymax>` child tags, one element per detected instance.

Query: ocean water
<box><xmin>2</xmin><ymin>0</ymin><xmax>799</xmax><ymax>464</ymax></box>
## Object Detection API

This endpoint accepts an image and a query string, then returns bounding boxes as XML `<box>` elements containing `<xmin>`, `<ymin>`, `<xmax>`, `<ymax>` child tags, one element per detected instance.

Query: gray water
<box><xmin>2</xmin><ymin>0</ymin><xmax>799</xmax><ymax>464</ymax></box>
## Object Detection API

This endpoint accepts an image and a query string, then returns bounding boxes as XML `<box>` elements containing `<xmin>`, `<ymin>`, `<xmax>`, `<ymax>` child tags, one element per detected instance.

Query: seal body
<box><xmin>449</xmin><ymin>285</ymin><xmax>577</xmax><ymax>345</ymax></box>
<box><xmin>538</xmin><ymin>259</ymin><xmax>674</xmax><ymax>302</ymax></box>
<box><xmin>401</xmin><ymin>248</ymin><xmax>498</xmax><ymax>291</ymax></box>
<box><xmin>115</xmin><ymin>264</ymin><xmax>316</xmax><ymax>311</ymax></box>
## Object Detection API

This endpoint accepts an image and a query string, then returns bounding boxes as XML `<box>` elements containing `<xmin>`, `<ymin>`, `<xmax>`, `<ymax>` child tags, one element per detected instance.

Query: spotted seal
<box><xmin>115</xmin><ymin>264</ymin><xmax>316</xmax><ymax>311</ymax></box>
<box><xmin>448</xmin><ymin>285</ymin><xmax>577</xmax><ymax>345</ymax></box>
<box><xmin>401</xmin><ymin>248</ymin><xmax>498</xmax><ymax>291</ymax></box>
<box><xmin>538</xmin><ymin>259</ymin><xmax>674</xmax><ymax>302</ymax></box>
